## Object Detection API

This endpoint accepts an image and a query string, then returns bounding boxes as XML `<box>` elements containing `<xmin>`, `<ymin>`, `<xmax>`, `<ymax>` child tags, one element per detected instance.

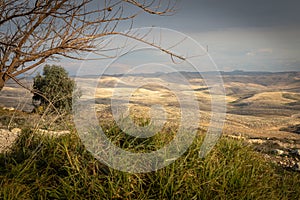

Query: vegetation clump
<box><xmin>280</xmin><ymin>124</ymin><xmax>300</xmax><ymax>134</ymax></box>
<box><xmin>32</xmin><ymin>65</ymin><xmax>76</xmax><ymax>114</ymax></box>
<box><xmin>1</xmin><ymin>127</ymin><xmax>300</xmax><ymax>199</ymax></box>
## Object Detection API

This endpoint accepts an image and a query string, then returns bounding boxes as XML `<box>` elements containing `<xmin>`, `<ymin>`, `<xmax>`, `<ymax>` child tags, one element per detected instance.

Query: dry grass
<box><xmin>1</xmin><ymin>126</ymin><xmax>300</xmax><ymax>199</ymax></box>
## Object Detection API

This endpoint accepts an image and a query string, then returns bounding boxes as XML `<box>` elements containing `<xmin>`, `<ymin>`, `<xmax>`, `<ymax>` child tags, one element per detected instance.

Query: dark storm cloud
<box><xmin>189</xmin><ymin>0</ymin><xmax>300</xmax><ymax>28</ymax></box>
<box><xmin>61</xmin><ymin>0</ymin><xmax>300</xmax><ymax>73</ymax></box>
<box><xmin>135</xmin><ymin>0</ymin><xmax>300</xmax><ymax>31</ymax></box>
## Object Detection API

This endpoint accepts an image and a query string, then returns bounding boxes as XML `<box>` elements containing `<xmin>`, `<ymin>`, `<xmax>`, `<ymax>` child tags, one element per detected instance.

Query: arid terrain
<box><xmin>76</xmin><ymin>71</ymin><xmax>300</xmax><ymax>138</ymax></box>
<box><xmin>2</xmin><ymin>71</ymin><xmax>300</xmax><ymax>138</ymax></box>
<box><xmin>1</xmin><ymin>71</ymin><xmax>300</xmax><ymax>169</ymax></box>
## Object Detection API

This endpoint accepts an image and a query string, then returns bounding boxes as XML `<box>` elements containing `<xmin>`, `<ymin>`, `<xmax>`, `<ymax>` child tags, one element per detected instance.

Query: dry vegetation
<box><xmin>2</xmin><ymin>71</ymin><xmax>299</xmax><ymax>144</ymax></box>
<box><xmin>89</xmin><ymin>72</ymin><xmax>300</xmax><ymax>139</ymax></box>
<box><xmin>1</xmin><ymin>71</ymin><xmax>300</xmax><ymax>199</ymax></box>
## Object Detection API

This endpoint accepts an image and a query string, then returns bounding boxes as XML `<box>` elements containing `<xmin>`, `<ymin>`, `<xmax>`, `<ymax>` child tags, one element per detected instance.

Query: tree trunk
<box><xmin>0</xmin><ymin>80</ymin><xmax>5</xmax><ymax>91</ymax></box>
<box><xmin>0</xmin><ymin>73</ymin><xmax>6</xmax><ymax>91</ymax></box>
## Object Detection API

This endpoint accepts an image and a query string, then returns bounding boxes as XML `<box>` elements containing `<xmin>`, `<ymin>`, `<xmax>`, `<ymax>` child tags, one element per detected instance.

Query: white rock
<box><xmin>3</xmin><ymin>107</ymin><xmax>15</xmax><ymax>111</ymax></box>
<box><xmin>37</xmin><ymin>129</ymin><xmax>70</xmax><ymax>136</ymax></box>
<box><xmin>293</xmin><ymin>162</ymin><xmax>300</xmax><ymax>171</ymax></box>
<box><xmin>11</xmin><ymin>128</ymin><xmax>22</xmax><ymax>134</ymax></box>
<box><xmin>37</xmin><ymin>129</ymin><xmax>49</xmax><ymax>134</ymax></box>
<box><xmin>227</xmin><ymin>134</ymin><xmax>245</xmax><ymax>140</ymax></box>
<box><xmin>273</xmin><ymin>149</ymin><xmax>285</xmax><ymax>155</ymax></box>
<box><xmin>48</xmin><ymin>130</ymin><xmax>70</xmax><ymax>136</ymax></box>
<box><xmin>0</xmin><ymin>129</ymin><xmax>18</xmax><ymax>153</ymax></box>
<box><xmin>0</xmin><ymin>129</ymin><xmax>11</xmax><ymax>135</ymax></box>
<box><xmin>248</xmin><ymin>139</ymin><xmax>265</xmax><ymax>145</ymax></box>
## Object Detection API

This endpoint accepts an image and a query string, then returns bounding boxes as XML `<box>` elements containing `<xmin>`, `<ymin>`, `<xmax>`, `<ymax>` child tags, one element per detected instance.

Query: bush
<box><xmin>32</xmin><ymin>65</ymin><xmax>76</xmax><ymax>114</ymax></box>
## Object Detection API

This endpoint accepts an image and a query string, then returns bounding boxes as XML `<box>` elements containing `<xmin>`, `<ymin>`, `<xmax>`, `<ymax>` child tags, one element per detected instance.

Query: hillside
<box><xmin>1</xmin><ymin>71</ymin><xmax>300</xmax><ymax>199</ymax></box>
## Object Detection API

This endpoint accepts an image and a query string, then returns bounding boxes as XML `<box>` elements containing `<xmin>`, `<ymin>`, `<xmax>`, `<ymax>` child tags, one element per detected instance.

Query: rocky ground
<box><xmin>226</xmin><ymin>134</ymin><xmax>300</xmax><ymax>171</ymax></box>
<box><xmin>0</xmin><ymin>127</ymin><xmax>70</xmax><ymax>153</ymax></box>
<box><xmin>0</xmin><ymin>127</ymin><xmax>21</xmax><ymax>153</ymax></box>
<box><xmin>0</xmin><ymin>106</ymin><xmax>70</xmax><ymax>153</ymax></box>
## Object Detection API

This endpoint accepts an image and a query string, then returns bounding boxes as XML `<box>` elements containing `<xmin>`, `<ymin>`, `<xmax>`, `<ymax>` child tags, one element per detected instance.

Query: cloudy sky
<box><xmin>58</xmin><ymin>0</ymin><xmax>300</xmax><ymax>74</ymax></box>
<box><xmin>135</xmin><ymin>0</ymin><xmax>300</xmax><ymax>72</ymax></box>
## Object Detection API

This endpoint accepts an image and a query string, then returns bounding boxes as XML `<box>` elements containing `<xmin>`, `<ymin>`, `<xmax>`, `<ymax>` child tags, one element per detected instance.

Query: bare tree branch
<box><xmin>0</xmin><ymin>0</ymin><xmax>178</xmax><ymax>91</ymax></box>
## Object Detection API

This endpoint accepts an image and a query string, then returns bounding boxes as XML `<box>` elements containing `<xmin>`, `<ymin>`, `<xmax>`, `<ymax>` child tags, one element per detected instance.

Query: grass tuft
<box><xmin>1</xmin><ymin>127</ymin><xmax>300</xmax><ymax>199</ymax></box>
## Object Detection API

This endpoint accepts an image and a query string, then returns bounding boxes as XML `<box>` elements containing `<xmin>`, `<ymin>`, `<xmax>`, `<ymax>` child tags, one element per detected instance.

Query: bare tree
<box><xmin>0</xmin><ymin>0</ymin><xmax>178</xmax><ymax>91</ymax></box>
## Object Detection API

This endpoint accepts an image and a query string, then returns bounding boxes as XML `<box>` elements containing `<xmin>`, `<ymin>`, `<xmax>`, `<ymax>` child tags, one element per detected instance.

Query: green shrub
<box><xmin>32</xmin><ymin>65</ymin><xmax>76</xmax><ymax>114</ymax></box>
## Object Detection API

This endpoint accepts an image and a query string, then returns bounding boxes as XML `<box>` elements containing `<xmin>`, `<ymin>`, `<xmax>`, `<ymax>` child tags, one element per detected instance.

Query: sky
<box><xmin>55</xmin><ymin>0</ymin><xmax>300</xmax><ymax>74</ymax></box>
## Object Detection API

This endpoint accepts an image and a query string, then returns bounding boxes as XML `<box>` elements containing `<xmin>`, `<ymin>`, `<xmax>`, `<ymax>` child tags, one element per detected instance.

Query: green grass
<box><xmin>1</xmin><ymin>127</ymin><xmax>300</xmax><ymax>199</ymax></box>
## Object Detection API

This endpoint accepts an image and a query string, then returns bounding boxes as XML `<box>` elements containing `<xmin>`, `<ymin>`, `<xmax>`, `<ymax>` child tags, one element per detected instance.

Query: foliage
<box><xmin>32</xmin><ymin>65</ymin><xmax>76</xmax><ymax>114</ymax></box>
<box><xmin>1</xmin><ymin>126</ymin><xmax>300</xmax><ymax>199</ymax></box>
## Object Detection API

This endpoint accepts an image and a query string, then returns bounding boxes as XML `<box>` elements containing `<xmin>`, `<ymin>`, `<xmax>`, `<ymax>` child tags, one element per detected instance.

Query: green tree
<box><xmin>32</xmin><ymin>65</ymin><xmax>75</xmax><ymax>114</ymax></box>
